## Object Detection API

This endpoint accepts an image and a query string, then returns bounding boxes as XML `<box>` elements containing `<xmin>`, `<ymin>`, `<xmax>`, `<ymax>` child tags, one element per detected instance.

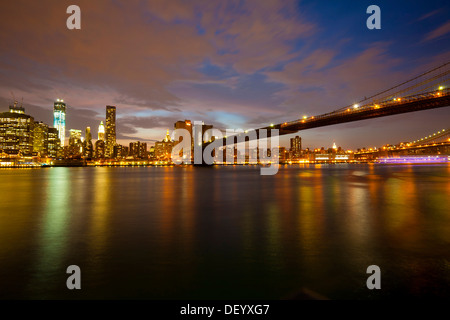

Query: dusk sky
<box><xmin>1</xmin><ymin>0</ymin><xmax>449</xmax><ymax>149</ymax></box>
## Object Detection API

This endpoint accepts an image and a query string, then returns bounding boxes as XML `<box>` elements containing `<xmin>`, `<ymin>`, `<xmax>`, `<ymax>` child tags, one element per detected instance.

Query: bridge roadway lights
<box><xmin>282</xmin><ymin>94</ymin><xmax>450</xmax><ymax>134</ymax></box>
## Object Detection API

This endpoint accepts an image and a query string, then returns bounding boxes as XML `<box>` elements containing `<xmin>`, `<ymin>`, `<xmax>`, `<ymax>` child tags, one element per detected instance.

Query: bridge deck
<box><xmin>219</xmin><ymin>88</ymin><xmax>450</xmax><ymax>145</ymax></box>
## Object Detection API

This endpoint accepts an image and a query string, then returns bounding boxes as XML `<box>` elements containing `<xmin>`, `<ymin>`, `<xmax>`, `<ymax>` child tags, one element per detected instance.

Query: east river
<box><xmin>0</xmin><ymin>164</ymin><xmax>449</xmax><ymax>299</ymax></box>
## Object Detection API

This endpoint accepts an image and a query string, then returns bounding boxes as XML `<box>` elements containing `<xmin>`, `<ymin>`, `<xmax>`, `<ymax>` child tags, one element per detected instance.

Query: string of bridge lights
<box><xmin>412</xmin><ymin>128</ymin><xmax>447</xmax><ymax>144</ymax></box>
<box><xmin>285</xmin><ymin>84</ymin><xmax>446</xmax><ymax>127</ymax></box>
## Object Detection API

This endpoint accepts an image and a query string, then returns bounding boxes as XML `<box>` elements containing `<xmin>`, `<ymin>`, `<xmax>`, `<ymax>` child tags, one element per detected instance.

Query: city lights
<box><xmin>1</xmin><ymin>82</ymin><xmax>450</xmax><ymax>168</ymax></box>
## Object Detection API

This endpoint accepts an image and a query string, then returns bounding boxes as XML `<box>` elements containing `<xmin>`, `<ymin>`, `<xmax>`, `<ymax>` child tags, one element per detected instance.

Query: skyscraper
<box><xmin>69</xmin><ymin>129</ymin><xmax>82</xmax><ymax>146</ymax></box>
<box><xmin>129</xmin><ymin>141</ymin><xmax>148</xmax><ymax>159</ymax></box>
<box><xmin>290</xmin><ymin>136</ymin><xmax>302</xmax><ymax>157</ymax></box>
<box><xmin>164</xmin><ymin>129</ymin><xmax>171</xmax><ymax>142</ymax></box>
<box><xmin>68</xmin><ymin>129</ymin><xmax>82</xmax><ymax>157</ymax></box>
<box><xmin>192</xmin><ymin>121</ymin><xmax>213</xmax><ymax>163</ymax></box>
<box><xmin>95</xmin><ymin>140</ymin><xmax>105</xmax><ymax>158</ymax></box>
<box><xmin>53</xmin><ymin>99</ymin><xmax>66</xmax><ymax>147</ymax></box>
<box><xmin>174</xmin><ymin>120</ymin><xmax>192</xmax><ymax>143</ymax></box>
<box><xmin>48</xmin><ymin>128</ymin><xmax>60</xmax><ymax>158</ymax></box>
<box><xmin>105</xmin><ymin>105</ymin><xmax>116</xmax><ymax>158</ymax></box>
<box><xmin>174</xmin><ymin>120</ymin><xmax>193</xmax><ymax>161</ymax></box>
<box><xmin>83</xmin><ymin>126</ymin><xmax>93</xmax><ymax>158</ymax></box>
<box><xmin>85</xmin><ymin>126</ymin><xmax>92</xmax><ymax>142</ymax></box>
<box><xmin>98</xmin><ymin>121</ymin><xmax>105</xmax><ymax>141</ymax></box>
<box><xmin>33</xmin><ymin>121</ymin><xmax>49</xmax><ymax>156</ymax></box>
<box><xmin>0</xmin><ymin>104</ymin><xmax>34</xmax><ymax>155</ymax></box>
<box><xmin>174</xmin><ymin>120</ymin><xmax>192</xmax><ymax>134</ymax></box>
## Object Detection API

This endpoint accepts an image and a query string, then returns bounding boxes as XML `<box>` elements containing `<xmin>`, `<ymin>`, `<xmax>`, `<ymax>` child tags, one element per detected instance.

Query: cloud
<box><xmin>417</xmin><ymin>9</ymin><xmax>439</xmax><ymax>21</ymax></box>
<box><xmin>1</xmin><ymin>0</ymin><xmax>448</xmax><ymax>149</ymax></box>
<box><xmin>264</xmin><ymin>43</ymin><xmax>405</xmax><ymax>117</ymax></box>
<box><xmin>424</xmin><ymin>21</ymin><xmax>450</xmax><ymax>41</ymax></box>
<box><xmin>0</xmin><ymin>0</ymin><xmax>213</xmax><ymax>111</ymax></box>
<box><xmin>0</xmin><ymin>1</ymin><xmax>314</xmax><ymax>115</ymax></box>
<box><xmin>199</xmin><ymin>0</ymin><xmax>316</xmax><ymax>73</ymax></box>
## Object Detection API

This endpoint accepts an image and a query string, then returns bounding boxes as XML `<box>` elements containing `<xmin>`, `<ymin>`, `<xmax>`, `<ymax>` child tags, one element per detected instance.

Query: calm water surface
<box><xmin>0</xmin><ymin>164</ymin><xmax>449</xmax><ymax>299</ymax></box>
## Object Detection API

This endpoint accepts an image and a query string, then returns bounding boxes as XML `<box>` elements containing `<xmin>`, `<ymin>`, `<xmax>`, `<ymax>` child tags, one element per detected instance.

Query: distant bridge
<box><xmin>354</xmin><ymin>127</ymin><xmax>450</xmax><ymax>159</ymax></box>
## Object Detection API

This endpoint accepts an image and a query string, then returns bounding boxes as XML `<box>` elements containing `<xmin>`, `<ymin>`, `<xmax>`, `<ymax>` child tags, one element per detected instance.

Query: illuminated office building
<box><xmin>0</xmin><ymin>104</ymin><xmax>34</xmax><ymax>155</ymax></box>
<box><xmin>95</xmin><ymin>139</ymin><xmax>105</xmax><ymax>158</ymax></box>
<box><xmin>69</xmin><ymin>129</ymin><xmax>82</xmax><ymax>150</ymax></box>
<box><xmin>148</xmin><ymin>146</ymin><xmax>155</xmax><ymax>158</ymax></box>
<box><xmin>53</xmin><ymin>99</ymin><xmax>66</xmax><ymax>147</ymax></box>
<box><xmin>68</xmin><ymin>129</ymin><xmax>82</xmax><ymax>156</ymax></box>
<box><xmin>105</xmin><ymin>105</ymin><xmax>116</xmax><ymax>158</ymax></box>
<box><xmin>33</xmin><ymin>121</ymin><xmax>49</xmax><ymax>156</ymax></box>
<box><xmin>174</xmin><ymin>120</ymin><xmax>193</xmax><ymax>154</ymax></box>
<box><xmin>164</xmin><ymin>129</ymin><xmax>171</xmax><ymax>143</ymax></box>
<box><xmin>69</xmin><ymin>129</ymin><xmax>82</xmax><ymax>145</ymax></box>
<box><xmin>98</xmin><ymin>121</ymin><xmax>105</xmax><ymax>141</ymax></box>
<box><xmin>129</xmin><ymin>141</ymin><xmax>148</xmax><ymax>159</ymax></box>
<box><xmin>290</xmin><ymin>136</ymin><xmax>301</xmax><ymax>157</ymax></box>
<box><xmin>192</xmin><ymin>121</ymin><xmax>214</xmax><ymax>145</ymax></box>
<box><xmin>48</xmin><ymin>128</ymin><xmax>60</xmax><ymax>158</ymax></box>
<box><xmin>113</xmin><ymin>144</ymin><xmax>128</xmax><ymax>159</ymax></box>
<box><xmin>9</xmin><ymin>103</ymin><xmax>25</xmax><ymax>114</ymax></box>
<box><xmin>83</xmin><ymin>127</ymin><xmax>93</xmax><ymax>158</ymax></box>
<box><xmin>154</xmin><ymin>130</ymin><xmax>173</xmax><ymax>160</ymax></box>
<box><xmin>191</xmin><ymin>121</ymin><xmax>213</xmax><ymax>162</ymax></box>
<box><xmin>174</xmin><ymin>120</ymin><xmax>192</xmax><ymax>139</ymax></box>
<box><xmin>85</xmin><ymin>126</ymin><xmax>92</xmax><ymax>142</ymax></box>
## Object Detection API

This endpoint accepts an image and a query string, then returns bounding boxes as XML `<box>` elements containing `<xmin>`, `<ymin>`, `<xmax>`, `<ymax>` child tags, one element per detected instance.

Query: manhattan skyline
<box><xmin>0</xmin><ymin>0</ymin><xmax>449</xmax><ymax>150</ymax></box>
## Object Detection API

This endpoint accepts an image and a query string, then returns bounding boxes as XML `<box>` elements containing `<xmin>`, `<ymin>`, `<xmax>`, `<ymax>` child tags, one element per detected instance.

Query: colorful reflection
<box><xmin>0</xmin><ymin>164</ymin><xmax>449</xmax><ymax>299</ymax></box>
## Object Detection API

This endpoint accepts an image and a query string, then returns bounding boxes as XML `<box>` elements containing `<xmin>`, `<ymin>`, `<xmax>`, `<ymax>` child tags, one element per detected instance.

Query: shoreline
<box><xmin>1</xmin><ymin>161</ymin><xmax>449</xmax><ymax>169</ymax></box>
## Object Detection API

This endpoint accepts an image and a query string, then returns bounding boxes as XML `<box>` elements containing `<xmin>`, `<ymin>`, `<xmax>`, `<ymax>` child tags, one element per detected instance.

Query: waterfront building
<box><xmin>0</xmin><ymin>104</ymin><xmax>34</xmax><ymax>155</ymax></box>
<box><xmin>278</xmin><ymin>146</ymin><xmax>287</xmax><ymax>162</ymax></box>
<box><xmin>148</xmin><ymin>146</ymin><xmax>155</xmax><ymax>159</ymax></box>
<box><xmin>105</xmin><ymin>105</ymin><xmax>116</xmax><ymax>158</ymax></box>
<box><xmin>154</xmin><ymin>130</ymin><xmax>173</xmax><ymax>160</ymax></box>
<box><xmin>85</xmin><ymin>126</ymin><xmax>92</xmax><ymax>141</ymax></box>
<box><xmin>129</xmin><ymin>141</ymin><xmax>148</xmax><ymax>159</ymax></box>
<box><xmin>113</xmin><ymin>144</ymin><xmax>128</xmax><ymax>159</ymax></box>
<box><xmin>313</xmin><ymin>153</ymin><xmax>353</xmax><ymax>162</ymax></box>
<box><xmin>48</xmin><ymin>128</ymin><xmax>60</xmax><ymax>158</ymax></box>
<box><xmin>191</xmin><ymin>121</ymin><xmax>214</xmax><ymax>161</ymax></box>
<box><xmin>69</xmin><ymin>129</ymin><xmax>82</xmax><ymax>146</ymax></box>
<box><xmin>290</xmin><ymin>136</ymin><xmax>302</xmax><ymax>158</ymax></box>
<box><xmin>69</xmin><ymin>129</ymin><xmax>82</xmax><ymax>156</ymax></box>
<box><xmin>33</xmin><ymin>121</ymin><xmax>49</xmax><ymax>156</ymax></box>
<box><xmin>53</xmin><ymin>99</ymin><xmax>66</xmax><ymax>146</ymax></box>
<box><xmin>174</xmin><ymin>119</ymin><xmax>193</xmax><ymax>149</ymax></box>
<box><xmin>193</xmin><ymin>122</ymin><xmax>213</xmax><ymax>144</ymax></box>
<box><xmin>83</xmin><ymin>127</ymin><xmax>93</xmax><ymax>158</ymax></box>
<box><xmin>95</xmin><ymin>139</ymin><xmax>105</xmax><ymax>158</ymax></box>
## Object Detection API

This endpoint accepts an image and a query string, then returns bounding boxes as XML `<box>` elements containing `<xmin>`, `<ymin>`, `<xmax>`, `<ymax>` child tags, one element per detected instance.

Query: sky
<box><xmin>0</xmin><ymin>0</ymin><xmax>449</xmax><ymax>150</ymax></box>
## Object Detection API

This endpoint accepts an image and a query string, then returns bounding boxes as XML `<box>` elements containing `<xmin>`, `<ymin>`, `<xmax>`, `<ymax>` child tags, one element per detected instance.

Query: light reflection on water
<box><xmin>0</xmin><ymin>164</ymin><xmax>449</xmax><ymax>299</ymax></box>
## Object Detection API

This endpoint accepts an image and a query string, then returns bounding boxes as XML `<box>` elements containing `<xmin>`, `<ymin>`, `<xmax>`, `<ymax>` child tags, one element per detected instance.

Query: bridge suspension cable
<box><xmin>192</xmin><ymin>61</ymin><xmax>450</xmax><ymax>141</ymax></box>
<box><xmin>332</xmin><ymin>61</ymin><xmax>450</xmax><ymax>113</ymax></box>
<box><xmin>280</xmin><ymin>61</ymin><xmax>450</xmax><ymax>129</ymax></box>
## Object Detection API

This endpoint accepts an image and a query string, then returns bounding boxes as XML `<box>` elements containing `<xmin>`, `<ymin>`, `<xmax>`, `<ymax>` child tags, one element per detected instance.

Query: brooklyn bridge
<box><xmin>218</xmin><ymin>61</ymin><xmax>450</xmax><ymax>144</ymax></box>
